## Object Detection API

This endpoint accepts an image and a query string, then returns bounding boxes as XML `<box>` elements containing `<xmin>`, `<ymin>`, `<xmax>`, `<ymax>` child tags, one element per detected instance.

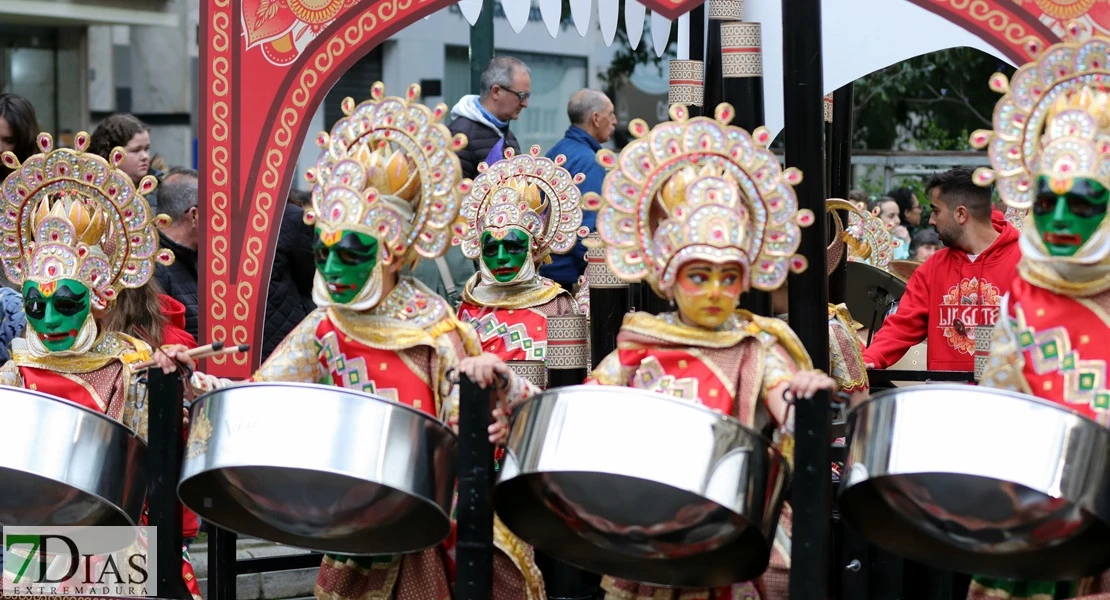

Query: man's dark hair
<box><xmin>88</xmin><ymin>114</ymin><xmax>148</xmax><ymax>160</ymax></box>
<box><xmin>910</xmin><ymin>228</ymin><xmax>941</xmax><ymax>253</ymax></box>
<box><xmin>925</xmin><ymin>167</ymin><xmax>993</xmax><ymax>220</ymax></box>
<box><xmin>0</xmin><ymin>94</ymin><xmax>38</xmax><ymax>163</ymax></box>
<box><xmin>158</xmin><ymin>168</ymin><xmax>199</xmax><ymax>220</ymax></box>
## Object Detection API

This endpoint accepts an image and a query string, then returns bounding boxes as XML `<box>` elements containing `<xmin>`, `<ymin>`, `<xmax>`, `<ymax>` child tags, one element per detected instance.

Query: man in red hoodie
<box><xmin>863</xmin><ymin>167</ymin><xmax>1021</xmax><ymax>372</ymax></box>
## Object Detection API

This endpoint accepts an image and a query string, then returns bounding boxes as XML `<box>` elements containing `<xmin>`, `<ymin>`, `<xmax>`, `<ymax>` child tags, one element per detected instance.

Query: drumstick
<box><xmin>191</xmin><ymin>344</ymin><xmax>250</xmax><ymax>361</ymax></box>
<box><xmin>134</xmin><ymin>342</ymin><xmax>225</xmax><ymax>370</ymax></box>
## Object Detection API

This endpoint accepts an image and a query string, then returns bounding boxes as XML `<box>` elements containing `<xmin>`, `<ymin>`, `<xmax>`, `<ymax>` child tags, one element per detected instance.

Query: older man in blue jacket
<box><xmin>541</xmin><ymin>89</ymin><xmax>617</xmax><ymax>291</ymax></box>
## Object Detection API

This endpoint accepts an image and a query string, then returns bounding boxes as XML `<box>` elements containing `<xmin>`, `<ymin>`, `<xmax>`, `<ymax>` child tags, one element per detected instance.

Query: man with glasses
<box><xmin>448</xmin><ymin>56</ymin><xmax>530</xmax><ymax>179</ymax></box>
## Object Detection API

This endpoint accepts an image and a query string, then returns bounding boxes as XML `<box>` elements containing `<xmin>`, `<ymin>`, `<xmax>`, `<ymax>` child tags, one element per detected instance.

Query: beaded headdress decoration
<box><xmin>588</xmin><ymin>104</ymin><xmax>814</xmax><ymax>298</ymax></box>
<box><xmin>305</xmin><ymin>82</ymin><xmax>470</xmax><ymax>266</ymax></box>
<box><xmin>825</xmin><ymin>198</ymin><xmax>895</xmax><ymax>272</ymax></box>
<box><xmin>457</xmin><ymin>146</ymin><xmax>587</xmax><ymax>265</ymax></box>
<box><xmin>971</xmin><ymin>30</ymin><xmax>1110</xmax><ymax>265</ymax></box>
<box><xmin>0</xmin><ymin>132</ymin><xmax>172</xmax><ymax>310</ymax></box>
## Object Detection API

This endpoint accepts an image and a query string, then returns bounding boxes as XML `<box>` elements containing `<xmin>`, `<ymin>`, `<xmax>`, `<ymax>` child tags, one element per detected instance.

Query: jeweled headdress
<box><xmin>0</xmin><ymin>132</ymin><xmax>172</xmax><ymax>310</ymax></box>
<box><xmin>826</xmin><ymin>198</ymin><xmax>895</xmax><ymax>271</ymax></box>
<box><xmin>588</xmin><ymin>104</ymin><xmax>814</xmax><ymax>298</ymax></box>
<box><xmin>457</xmin><ymin>146</ymin><xmax>587</xmax><ymax>264</ymax></box>
<box><xmin>305</xmin><ymin>81</ymin><xmax>469</xmax><ymax>265</ymax></box>
<box><xmin>971</xmin><ymin>30</ymin><xmax>1110</xmax><ymax>286</ymax></box>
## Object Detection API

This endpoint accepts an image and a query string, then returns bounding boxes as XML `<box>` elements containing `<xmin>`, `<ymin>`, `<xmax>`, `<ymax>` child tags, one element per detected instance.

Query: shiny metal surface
<box><xmin>840</xmin><ymin>385</ymin><xmax>1110</xmax><ymax>579</ymax></box>
<box><xmin>0</xmin><ymin>385</ymin><xmax>147</xmax><ymax>526</ymax></box>
<box><xmin>495</xmin><ymin>385</ymin><xmax>789</xmax><ymax>587</ymax></box>
<box><xmin>178</xmin><ymin>382</ymin><xmax>457</xmax><ymax>555</ymax></box>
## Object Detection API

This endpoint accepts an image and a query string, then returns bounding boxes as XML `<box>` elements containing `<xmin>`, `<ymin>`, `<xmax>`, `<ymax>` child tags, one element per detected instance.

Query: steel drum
<box><xmin>178</xmin><ymin>382</ymin><xmax>457</xmax><ymax>555</ymax></box>
<box><xmin>494</xmin><ymin>385</ymin><xmax>789</xmax><ymax>587</ymax></box>
<box><xmin>0</xmin><ymin>385</ymin><xmax>146</xmax><ymax>526</ymax></box>
<box><xmin>840</xmin><ymin>385</ymin><xmax>1110</xmax><ymax>579</ymax></box>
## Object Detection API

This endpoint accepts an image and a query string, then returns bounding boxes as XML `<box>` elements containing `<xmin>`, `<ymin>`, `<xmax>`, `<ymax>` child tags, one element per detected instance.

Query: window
<box><xmin>444</xmin><ymin>46</ymin><xmax>588</xmax><ymax>152</ymax></box>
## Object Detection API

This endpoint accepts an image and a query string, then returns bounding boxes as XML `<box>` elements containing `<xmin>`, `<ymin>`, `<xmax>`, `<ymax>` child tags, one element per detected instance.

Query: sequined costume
<box><xmin>455</xmin><ymin>146</ymin><xmax>588</xmax><ymax>389</ymax></box>
<box><xmin>584</xmin><ymin>104</ymin><xmax>818</xmax><ymax>600</ymax></box>
<box><xmin>0</xmin><ymin>132</ymin><xmax>201</xmax><ymax>600</ymax></box>
<box><xmin>968</xmin><ymin>31</ymin><xmax>1110</xmax><ymax>600</ymax></box>
<box><xmin>190</xmin><ymin>83</ymin><xmax>544</xmax><ymax>600</ymax></box>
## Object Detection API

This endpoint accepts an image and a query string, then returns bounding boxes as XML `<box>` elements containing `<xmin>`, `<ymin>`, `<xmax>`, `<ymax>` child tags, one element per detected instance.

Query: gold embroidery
<box><xmin>460</xmin><ymin>272</ymin><xmax>567</xmax><ymax>309</ymax></box>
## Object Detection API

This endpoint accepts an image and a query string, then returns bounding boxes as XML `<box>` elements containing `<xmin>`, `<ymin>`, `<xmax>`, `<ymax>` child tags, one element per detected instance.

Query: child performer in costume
<box><xmin>183</xmin><ymin>83</ymin><xmax>545</xmax><ymax>600</ymax></box>
<box><xmin>0</xmin><ymin>131</ymin><xmax>201</xmax><ymax>599</ymax></box>
<box><xmin>455</xmin><ymin>146</ymin><xmax>588</xmax><ymax>389</ymax></box>
<box><xmin>969</xmin><ymin>29</ymin><xmax>1110</xmax><ymax>600</ymax></box>
<box><xmin>584</xmin><ymin>104</ymin><xmax>837</xmax><ymax>600</ymax></box>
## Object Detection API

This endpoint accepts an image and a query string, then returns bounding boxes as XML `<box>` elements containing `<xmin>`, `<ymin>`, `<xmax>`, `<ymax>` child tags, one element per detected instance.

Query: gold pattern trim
<box><xmin>934</xmin><ymin>0</ymin><xmax>1043</xmax><ymax>52</ymax></box>
<box><xmin>460</xmin><ymin>273</ymin><xmax>567</xmax><ymax>309</ymax></box>
<box><xmin>493</xmin><ymin>515</ymin><xmax>546</xmax><ymax>600</ymax></box>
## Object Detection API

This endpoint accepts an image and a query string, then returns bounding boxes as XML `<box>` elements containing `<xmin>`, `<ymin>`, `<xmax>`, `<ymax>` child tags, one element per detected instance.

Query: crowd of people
<box><xmin>0</xmin><ymin>34</ymin><xmax>1107</xmax><ymax>600</ymax></box>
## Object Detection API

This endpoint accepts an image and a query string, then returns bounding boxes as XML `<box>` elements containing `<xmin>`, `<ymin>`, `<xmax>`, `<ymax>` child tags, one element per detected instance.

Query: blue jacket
<box><xmin>540</xmin><ymin>126</ymin><xmax>604</xmax><ymax>286</ymax></box>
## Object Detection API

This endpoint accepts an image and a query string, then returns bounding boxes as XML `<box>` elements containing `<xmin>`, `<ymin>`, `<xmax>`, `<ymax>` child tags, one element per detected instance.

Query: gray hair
<box><xmin>567</xmin><ymin>89</ymin><xmax>610</xmax><ymax>126</ymax></box>
<box><xmin>159</xmin><ymin>168</ymin><xmax>199</xmax><ymax>221</ymax></box>
<box><xmin>479</xmin><ymin>56</ymin><xmax>530</xmax><ymax>98</ymax></box>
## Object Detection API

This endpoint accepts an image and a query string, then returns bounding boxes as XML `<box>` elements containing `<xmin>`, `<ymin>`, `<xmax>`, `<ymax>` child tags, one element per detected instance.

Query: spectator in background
<box><xmin>287</xmin><ymin>188</ymin><xmax>311</xmax><ymax>208</ymax></box>
<box><xmin>0</xmin><ymin>93</ymin><xmax>37</xmax><ymax>290</ymax></box>
<box><xmin>153</xmin><ymin>169</ymin><xmax>201</xmax><ymax>339</ymax></box>
<box><xmin>90</xmin><ymin>114</ymin><xmax>163</xmax><ymax>210</ymax></box>
<box><xmin>848</xmin><ymin>189</ymin><xmax>869</xmax><ymax>211</ymax></box>
<box><xmin>448</xmin><ymin>56</ymin><xmax>529</xmax><ymax>179</ymax></box>
<box><xmin>260</xmin><ymin>191</ymin><xmax>316</xmax><ymax>361</ymax></box>
<box><xmin>540</xmin><ymin>89</ymin><xmax>616</xmax><ymax>291</ymax></box>
<box><xmin>0</xmin><ymin>287</ymin><xmax>25</xmax><ymax>363</ymax></box>
<box><xmin>910</xmin><ymin>229</ymin><xmax>942</xmax><ymax>262</ymax></box>
<box><xmin>870</xmin><ymin>195</ymin><xmax>911</xmax><ymax>259</ymax></box>
<box><xmin>887</xmin><ymin>186</ymin><xmax>924</xmax><ymax>236</ymax></box>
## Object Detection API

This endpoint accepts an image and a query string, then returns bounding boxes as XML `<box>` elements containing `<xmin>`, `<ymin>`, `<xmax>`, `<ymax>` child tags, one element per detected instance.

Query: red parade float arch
<box><xmin>198</xmin><ymin>0</ymin><xmax>1095</xmax><ymax>377</ymax></box>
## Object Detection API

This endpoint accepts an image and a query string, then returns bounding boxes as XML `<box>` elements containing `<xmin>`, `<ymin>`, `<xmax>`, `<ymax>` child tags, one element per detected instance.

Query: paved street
<box><xmin>189</xmin><ymin>537</ymin><xmax>317</xmax><ymax>600</ymax></box>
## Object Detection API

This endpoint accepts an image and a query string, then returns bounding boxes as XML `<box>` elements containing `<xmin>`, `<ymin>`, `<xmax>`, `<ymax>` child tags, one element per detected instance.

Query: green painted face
<box><xmin>1034</xmin><ymin>176</ymin><xmax>1110</xmax><ymax>256</ymax></box>
<box><xmin>313</xmin><ymin>229</ymin><xmax>379</xmax><ymax>304</ymax></box>
<box><xmin>23</xmin><ymin>279</ymin><xmax>92</xmax><ymax>352</ymax></box>
<box><xmin>481</xmin><ymin>228</ymin><xmax>531</xmax><ymax>283</ymax></box>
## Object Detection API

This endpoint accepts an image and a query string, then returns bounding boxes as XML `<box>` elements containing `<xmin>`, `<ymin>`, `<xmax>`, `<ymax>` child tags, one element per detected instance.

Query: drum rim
<box><xmin>516</xmin><ymin>384</ymin><xmax>787</xmax><ymax>462</ymax></box>
<box><xmin>194</xmin><ymin>381</ymin><xmax>458</xmax><ymax>439</ymax></box>
<box><xmin>851</xmin><ymin>383</ymin><xmax>1110</xmax><ymax>431</ymax></box>
<box><xmin>0</xmin><ymin>383</ymin><xmax>148</xmax><ymax>443</ymax></box>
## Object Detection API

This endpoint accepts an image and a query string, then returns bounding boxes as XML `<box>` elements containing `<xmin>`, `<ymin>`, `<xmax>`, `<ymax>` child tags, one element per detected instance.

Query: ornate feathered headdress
<box><xmin>0</xmin><ymin>132</ymin><xmax>172</xmax><ymax>310</ymax></box>
<box><xmin>970</xmin><ymin>29</ymin><xmax>1110</xmax><ymax>292</ymax></box>
<box><xmin>587</xmin><ymin>103</ymin><xmax>814</xmax><ymax>299</ymax></box>
<box><xmin>457</xmin><ymin>146</ymin><xmax>587</xmax><ymax>265</ymax></box>
<box><xmin>305</xmin><ymin>81</ymin><xmax>470</xmax><ymax>266</ymax></box>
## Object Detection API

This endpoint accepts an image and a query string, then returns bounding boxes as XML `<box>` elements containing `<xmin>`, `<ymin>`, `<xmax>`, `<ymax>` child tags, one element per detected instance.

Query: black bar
<box><xmin>589</xmin><ymin>287</ymin><xmax>629</xmax><ymax>367</ymax></box>
<box><xmin>782</xmin><ymin>0</ymin><xmax>830</xmax><ymax>597</ymax></box>
<box><xmin>690</xmin><ymin>4</ymin><xmax>705</xmax><ymax>62</ymax></box>
<box><xmin>235</xmin><ymin>553</ymin><xmax>325</xmax><ymax>574</ymax></box>
<box><xmin>866</xmin><ymin>370</ymin><xmax>977</xmax><ymax>384</ymax></box>
<box><xmin>146</xmin><ymin>368</ymin><xmax>190</xmax><ymax>600</ymax></box>
<box><xmin>469</xmin><ymin>0</ymin><xmax>494</xmax><ymax>93</ymax></box>
<box><xmin>456</xmin><ymin>375</ymin><xmax>495</xmax><ymax>600</ymax></box>
<box><xmin>208</xmin><ymin>526</ymin><xmax>238</xmax><ymax>600</ymax></box>
<box><xmin>827</xmin><ymin>83</ymin><xmax>854</xmax><ymax>307</ymax></box>
<box><xmin>548</xmin><ymin>368</ymin><xmax>588</xmax><ymax>389</ymax></box>
<box><xmin>703</xmin><ymin>16</ymin><xmax>724</xmax><ymax>111</ymax></box>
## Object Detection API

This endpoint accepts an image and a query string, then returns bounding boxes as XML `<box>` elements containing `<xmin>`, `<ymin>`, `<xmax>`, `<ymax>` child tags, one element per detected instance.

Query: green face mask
<box><xmin>23</xmin><ymin>279</ymin><xmax>92</xmax><ymax>352</ymax></box>
<box><xmin>313</xmin><ymin>229</ymin><xmax>379</xmax><ymax>304</ymax></box>
<box><xmin>481</xmin><ymin>228</ymin><xmax>531</xmax><ymax>283</ymax></box>
<box><xmin>1033</xmin><ymin>176</ymin><xmax>1110</xmax><ymax>257</ymax></box>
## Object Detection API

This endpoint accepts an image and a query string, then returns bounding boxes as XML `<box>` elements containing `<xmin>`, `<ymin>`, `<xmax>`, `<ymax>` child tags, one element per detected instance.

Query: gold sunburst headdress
<box><xmin>825</xmin><ymin>198</ymin><xmax>895</xmax><ymax>271</ymax></box>
<box><xmin>305</xmin><ymin>81</ymin><xmax>469</xmax><ymax>265</ymax></box>
<box><xmin>0</xmin><ymin>132</ymin><xmax>172</xmax><ymax>310</ymax></box>
<box><xmin>587</xmin><ymin>104</ymin><xmax>814</xmax><ymax>298</ymax></box>
<box><xmin>457</xmin><ymin>145</ymin><xmax>587</xmax><ymax>265</ymax></box>
<box><xmin>970</xmin><ymin>29</ymin><xmax>1110</xmax><ymax>290</ymax></box>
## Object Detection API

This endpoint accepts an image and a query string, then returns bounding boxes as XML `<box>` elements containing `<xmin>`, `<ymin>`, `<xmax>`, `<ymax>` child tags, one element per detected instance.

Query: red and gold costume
<box><xmin>455</xmin><ymin>146</ymin><xmax>588</xmax><ymax>388</ymax></box>
<box><xmin>190</xmin><ymin>82</ymin><xmax>544</xmax><ymax>600</ymax></box>
<box><xmin>584</xmin><ymin>104</ymin><xmax>818</xmax><ymax>600</ymax></box>
<box><xmin>969</xmin><ymin>30</ymin><xmax>1110</xmax><ymax>600</ymax></box>
<box><xmin>0</xmin><ymin>132</ymin><xmax>200</xmax><ymax>600</ymax></box>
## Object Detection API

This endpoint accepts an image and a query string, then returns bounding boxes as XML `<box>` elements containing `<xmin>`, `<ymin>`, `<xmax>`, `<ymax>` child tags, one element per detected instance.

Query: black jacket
<box><xmin>154</xmin><ymin>232</ymin><xmax>200</xmax><ymax>339</ymax></box>
<box><xmin>261</xmin><ymin>203</ymin><xmax>316</xmax><ymax>361</ymax></box>
<box><xmin>447</xmin><ymin>116</ymin><xmax>521</xmax><ymax>180</ymax></box>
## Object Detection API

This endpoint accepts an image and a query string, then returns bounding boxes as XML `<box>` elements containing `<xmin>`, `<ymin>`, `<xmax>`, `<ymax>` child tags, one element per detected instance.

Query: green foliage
<box><xmin>852</xmin><ymin>47</ymin><xmax>1015</xmax><ymax>150</ymax></box>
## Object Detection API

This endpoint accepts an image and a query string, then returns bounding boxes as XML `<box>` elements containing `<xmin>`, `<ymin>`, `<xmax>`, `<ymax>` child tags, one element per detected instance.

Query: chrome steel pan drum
<box><xmin>840</xmin><ymin>384</ymin><xmax>1110</xmax><ymax>579</ymax></box>
<box><xmin>494</xmin><ymin>385</ymin><xmax>789</xmax><ymax>587</ymax></box>
<box><xmin>178</xmin><ymin>383</ymin><xmax>457</xmax><ymax>555</ymax></box>
<box><xmin>0</xmin><ymin>385</ymin><xmax>146</xmax><ymax>526</ymax></box>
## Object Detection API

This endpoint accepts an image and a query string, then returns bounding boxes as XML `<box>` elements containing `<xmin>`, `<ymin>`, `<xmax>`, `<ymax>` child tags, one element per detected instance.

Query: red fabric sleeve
<box><xmin>862</xmin><ymin>262</ymin><xmax>932</xmax><ymax>369</ymax></box>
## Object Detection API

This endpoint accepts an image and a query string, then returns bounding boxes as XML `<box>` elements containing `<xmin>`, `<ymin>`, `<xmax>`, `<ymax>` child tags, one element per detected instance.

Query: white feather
<box><xmin>650</xmin><ymin>11</ymin><xmax>671</xmax><ymax>57</ymax></box>
<box><xmin>540</xmin><ymin>0</ymin><xmax>562</xmax><ymax>38</ymax></box>
<box><xmin>503</xmin><ymin>0</ymin><xmax>530</xmax><ymax>33</ymax></box>
<box><xmin>457</xmin><ymin>0</ymin><xmax>482</xmax><ymax>26</ymax></box>
<box><xmin>624</xmin><ymin>0</ymin><xmax>645</xmax><ymax>51</ymax></box>
<box><xmin>570</xmin><ymin>0</ymin><xmax>592</xmax><ymax>37</ymax></box>
<box><xmin>599</xmin><ymin>0</ymin><xmax>618</xmax><ymax>46</ymax></box>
